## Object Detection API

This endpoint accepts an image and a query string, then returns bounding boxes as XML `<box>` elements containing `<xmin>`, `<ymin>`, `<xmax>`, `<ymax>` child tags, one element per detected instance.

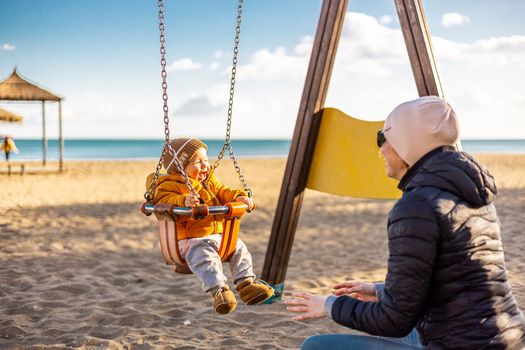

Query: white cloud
<box><xmin>237</xmin><ymin>12</ymin><xmax>407</xmax><ymax>83</ymax></box>
<box><xmin>206</xmin><ymin>84</ymin><xmax>230</xmax><ymax>106</ymax></box>
<box><xmin>378</xmin><ymin>15</ymin><xmax>393</xmax><ymax>25</ymax></box>
<box><xmin>1</xmin><ymin>91</ymin><xmax>158</xmax><ymax>139</ymax></box>
<box><xmin>65</xmin><ymin>91</ymin><xmax>124</xmax><ymax>123</ymax></box>
<box><xmin>173</xmin><ymin>96</ymin><xmax>223</xmax><ymax>116</ymax></box>
<box><xmin>332</xmin><ymin>12</ymin><xmax>408</xmax><ymax>76</ymax></box>
<box><xmin>209</xmin><ymin>11</ymin><xmax>525</xmax><ymax>138</ymax></box>
<box><xmin>2</xmin><ymin>43</ymin><xmax>15</xmax><ymax>51</ymax></box>
<box><xmin>294</xmin><ymin>35</ymin><xmax>314</xmax><ymax>56</ymax></box>
<box><xmin>433</xmin><ymin>35</ymin><xmax>525</xmax><ymax>68</ymax></box>
<box><xmin>209</xmin><ymin>62</ymin><xmax>220</xmax><ymax>70</ymax></box>
<box><xmin>173</xmin><ymin>84</ymin><xmax>228</xmax><ymax>117</ymax></box>
<box><xmin>441</xmin><ymin>13</ymin><xmax>470</xmax><ymax>28</ymax></box>
<box><xmin>237</xmin><ymin>47</ymin><xmax>309</xmax><ymax>81</ymax></box>
<box><xmin>214</xmin><ymin>50</ymin><xmax>225</xmax><ymax>59</ymax></box>
<box><xmin>166</xmin><ymin>58</ymin><xmax>202</xmax><ymax>72</ymax></box>
<box><xmin>56</xmin><ymin>91</ymin><xmax>158</xmax><ymax>138</ymax></box>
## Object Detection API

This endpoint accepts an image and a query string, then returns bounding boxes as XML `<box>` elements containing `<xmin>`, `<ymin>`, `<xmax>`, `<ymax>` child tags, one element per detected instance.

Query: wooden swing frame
<box><xmin>261</xmin><ymin>0</ymin><xmax>445</xmax><ymax>299</ymax></box>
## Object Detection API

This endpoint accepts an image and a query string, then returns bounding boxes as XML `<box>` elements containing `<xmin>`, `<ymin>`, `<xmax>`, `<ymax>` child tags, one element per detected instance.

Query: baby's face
<box><xmin>184</xmin><ymin>147</ymin><xmax>210</xmax><ymax>182</ymax></box>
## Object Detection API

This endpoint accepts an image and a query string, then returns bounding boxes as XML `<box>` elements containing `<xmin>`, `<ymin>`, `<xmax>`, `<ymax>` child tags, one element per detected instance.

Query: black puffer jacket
<box><xmin>332</xmin><ymin>146</ymin><xmax>525</xmax><ymax>349</ymax></box>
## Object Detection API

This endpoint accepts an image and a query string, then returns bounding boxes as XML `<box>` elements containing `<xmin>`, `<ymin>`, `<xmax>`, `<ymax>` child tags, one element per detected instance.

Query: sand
<box><xmin>1</xmin><ymin>155</ymin><xmax>524</xmax><ymax>349</ymax></box>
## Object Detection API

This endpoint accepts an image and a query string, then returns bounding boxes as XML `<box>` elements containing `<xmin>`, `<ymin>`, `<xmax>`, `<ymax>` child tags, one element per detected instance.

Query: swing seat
<box><xmin>307</xmin><ymin>108</ymin><xmax>401</xmax><ymax>199</ymax></box>
<box><xmin>142</xmin><ymin>202</ymin><xmax>248</xmax><ymax>274</ymax></box>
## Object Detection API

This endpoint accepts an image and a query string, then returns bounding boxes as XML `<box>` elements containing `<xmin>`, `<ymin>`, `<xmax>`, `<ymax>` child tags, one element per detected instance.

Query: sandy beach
<box><xmin>1</xmin><ymin>154</ymin><xmax>524</xmax><ymax>349</ymax></box>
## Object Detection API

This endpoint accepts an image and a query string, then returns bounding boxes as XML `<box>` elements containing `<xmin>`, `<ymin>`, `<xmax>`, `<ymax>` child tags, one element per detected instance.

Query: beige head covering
<box><xmin>163</xmin><ymin>138</ymin><xmax>207</xmax><ymax>174</ymax></box>
<box><xmin>383</xmin><ymin>96</ymin><xmax>460</xmax><ymax>166</ymax></box>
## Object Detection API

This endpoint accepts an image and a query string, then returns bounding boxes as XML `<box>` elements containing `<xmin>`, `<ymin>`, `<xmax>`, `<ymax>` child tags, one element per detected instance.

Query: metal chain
<box><xmin>144</xmin><ymin>0</ymin><xmax>198</xmax><ymax>201</ymax></box>
<box><xmin>213</xmin><ymin>0</ymin><xmax>252</xmax><ymax>197</ymax></box>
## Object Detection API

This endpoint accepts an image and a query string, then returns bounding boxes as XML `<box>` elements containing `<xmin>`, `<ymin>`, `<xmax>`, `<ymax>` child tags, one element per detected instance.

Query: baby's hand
<box><xmin>184</xmin><ymin>193</ymin><xmax>200</xmax><ymax>207</ymax></box>
<box><xmin>236</xmin><ymin>196</ymin><xmax>255</xmax><ymax>211</ymax></box>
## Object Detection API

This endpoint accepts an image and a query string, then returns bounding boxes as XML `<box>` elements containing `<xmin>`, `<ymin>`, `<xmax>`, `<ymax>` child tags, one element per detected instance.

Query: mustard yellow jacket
<box><xmin>1</xmin><ymin>138</ymin><xmax>18</xmax><ymax>154</ymax></box>
<box><xmin>146</xmin><ymin>172</ymin><xmax>247</xmax><ymax>240</ymax></box>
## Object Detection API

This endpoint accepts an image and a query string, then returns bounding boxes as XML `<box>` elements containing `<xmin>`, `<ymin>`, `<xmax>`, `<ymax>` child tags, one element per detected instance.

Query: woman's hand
<box><xmin>285</xmin><ymin>292</ymin><xmax>328</xmax><ymax>321</ymax></box>
<box><xmin>236</xmin><ymin>196</ymin><xmax>255</xmax><ymax>211</ymax></box>
<box><xmin>332</xmin><ymin>281</ymin><xmax>377</xmax><ymax>301</ymax></box>
<box><xmin>184</xmin><ymin>193</ymin><xmax>200</xmax><ymax>207</ymax></box>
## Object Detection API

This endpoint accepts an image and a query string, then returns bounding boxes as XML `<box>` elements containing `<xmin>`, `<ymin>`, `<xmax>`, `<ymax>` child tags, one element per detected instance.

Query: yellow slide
<box><xmin>307</xmin><ymin>108</ymin><xmax>401</xmax><ymax>199</ymax></box>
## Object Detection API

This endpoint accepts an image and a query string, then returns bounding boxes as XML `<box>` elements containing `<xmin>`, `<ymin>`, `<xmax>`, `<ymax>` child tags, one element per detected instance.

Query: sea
<box><xmin>5</xmin><ymin>139</ymin><xmax>525</xmax><ymax>161</ymax></box>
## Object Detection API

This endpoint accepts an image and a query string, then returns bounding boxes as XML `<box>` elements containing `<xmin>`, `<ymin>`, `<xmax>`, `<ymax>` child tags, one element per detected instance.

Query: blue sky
<box><xmin>1</xmin><ymin>0</ymin><xmax>524</xmax><ymax>139</ymax></box>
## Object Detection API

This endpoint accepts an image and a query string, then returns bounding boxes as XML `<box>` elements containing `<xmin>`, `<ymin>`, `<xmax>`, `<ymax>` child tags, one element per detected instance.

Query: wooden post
<box><xmin>396</xmin><ymin>0</ymin><xmax>457</xmax><ymax>150</ymax></box>
<box><xmin>58</xmin><ymin>100</ymin><xmax>64</xmax><ymax>172</ymax></box>
<box><xmin>395</xmin><ymin>0</ymin><xmax>444</xmax><ymax>97</ymax></box>
<box><xmin>261</xmin><ymin>0</ymin><xmax>348</xmax><ymax>296</ymax></box>
<box><xmin>41</xmin><ymin>101</ymin><xmax>47</xmax><ymax>166</ymax></box>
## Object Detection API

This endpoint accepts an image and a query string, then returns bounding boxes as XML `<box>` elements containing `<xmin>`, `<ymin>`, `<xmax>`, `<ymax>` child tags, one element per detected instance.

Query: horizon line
<box><xmin>8</xmin><ymin>137</ymin><xmax>525</xmax><ymax>142</ymax></box>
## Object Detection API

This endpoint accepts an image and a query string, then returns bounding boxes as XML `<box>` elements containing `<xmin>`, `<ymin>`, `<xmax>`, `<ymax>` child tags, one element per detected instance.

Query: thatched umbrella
<box><xmin>0</xmin><ymin>107</ymin><xmax>23</xmax><ymax>123</ymax></box>
<box><xmin>0</xmin><ymin>68</ymin><xmax>64</xmax><ymax>170</ymax></box>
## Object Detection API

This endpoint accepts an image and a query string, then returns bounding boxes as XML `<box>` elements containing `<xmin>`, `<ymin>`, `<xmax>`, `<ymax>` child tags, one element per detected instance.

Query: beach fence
<box><xmin>0</xmin><ymin>161</ymin><xmax>63</xmax><ymax>175</ymax></box>
<box><xmin>5</xmin><ymin>162</ymin><xmax>25</xmax><ymax>175</ymax></box>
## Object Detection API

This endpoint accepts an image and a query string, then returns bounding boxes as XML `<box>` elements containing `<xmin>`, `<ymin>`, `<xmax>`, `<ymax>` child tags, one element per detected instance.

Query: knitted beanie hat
<box><xmin>163</xmin><ymin>138</ymin><xmax>207</xmax><ymax>174</ymax></box>
<box><xmin>383</xmin><ymin>96</ymin><xmax>460</xmax><ymax>166</ymax></box>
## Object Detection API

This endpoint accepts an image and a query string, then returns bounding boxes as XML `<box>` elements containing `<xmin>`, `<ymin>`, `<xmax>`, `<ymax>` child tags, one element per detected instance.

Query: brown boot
<box><xmin>236</xmin><ymin>278</ymin><xmax>274</xmax><ymax>305</ymax></box>
<box><xmin>213</xmin><ymin>285</ymin><xmax>237</xmax><ymax>315</ymax></box>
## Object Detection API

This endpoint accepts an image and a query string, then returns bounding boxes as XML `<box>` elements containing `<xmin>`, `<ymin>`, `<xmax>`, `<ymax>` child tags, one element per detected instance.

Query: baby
<box><xmin>149</xmin><ymin>138</ymin><xmax>274</xmax><ymax>314</ymax></box>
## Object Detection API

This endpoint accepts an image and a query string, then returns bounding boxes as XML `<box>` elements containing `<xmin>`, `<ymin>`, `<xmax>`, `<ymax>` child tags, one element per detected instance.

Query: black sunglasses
<box><xmin>377</xmin><ymin>129</ymin><xmax>386</xmax><ymax>148</ymax></box>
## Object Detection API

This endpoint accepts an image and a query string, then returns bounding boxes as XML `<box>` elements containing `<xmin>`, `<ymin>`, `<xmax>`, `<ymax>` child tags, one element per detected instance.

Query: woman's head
<box><xmin>382</xmin><ymin>96</ymin><xmax>460</xmax><ymax>168</ymax></box>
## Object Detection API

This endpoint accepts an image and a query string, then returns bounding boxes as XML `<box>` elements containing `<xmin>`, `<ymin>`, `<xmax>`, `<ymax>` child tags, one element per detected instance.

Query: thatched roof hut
<box><xmin>0</xmin><ymin>107</ymin><xmax>23</xmax><ymax>123</ymax></box>
<box><xmin>0</xmin><ymin>69</ymin><xmax>62</xmax><ymax>101</ymax></box>
<box><xmin>0</xmin><ymin>68</ymin><xmax>64</xmax><ymax>170</ymax></box>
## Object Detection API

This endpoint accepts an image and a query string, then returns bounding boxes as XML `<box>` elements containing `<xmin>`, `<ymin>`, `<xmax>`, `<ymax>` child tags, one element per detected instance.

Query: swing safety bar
<box><xmin>141</xmin><ymin>203</ymin><xmax>248</xmax><ymax>217</ymax></box>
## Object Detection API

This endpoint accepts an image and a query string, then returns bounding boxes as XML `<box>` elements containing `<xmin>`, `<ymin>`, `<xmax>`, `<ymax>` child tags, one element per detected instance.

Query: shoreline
<box><xmin>5</xmin><ymin>148</ymin><xmax>525</xmax><ymax>163</ymax></box>
<box><xmin>4</xmin><ymin>154</ymin><xmax>291</xmax><ymax>162</ymax></box>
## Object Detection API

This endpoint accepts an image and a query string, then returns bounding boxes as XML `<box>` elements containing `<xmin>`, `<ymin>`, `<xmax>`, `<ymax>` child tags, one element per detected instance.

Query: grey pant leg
<box><xmin>229</xmin><ymin>238</ymin><xmax>256</xmax><ymax>285</ymax></box>
<box><xmin>184</xmin><ymin>237</ymin><xmax>227</xmax><ymax>293</ymax></box>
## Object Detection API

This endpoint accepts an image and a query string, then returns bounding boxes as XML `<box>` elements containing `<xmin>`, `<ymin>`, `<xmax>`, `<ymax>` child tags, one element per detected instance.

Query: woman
<box><xmin>286</xmin><ymin>96</ymin><xmax>525</xmax><ymax>349</ymax></box>
<box><xmin>1</xmin><ymin>136</ymin><xmax>18</xmax><ymax>161</ymax></box>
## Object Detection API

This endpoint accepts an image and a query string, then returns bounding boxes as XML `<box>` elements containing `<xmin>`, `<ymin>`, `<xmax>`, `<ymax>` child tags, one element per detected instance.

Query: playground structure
<box><xmin>143</xmin><ymin>0</ymin><xmax>445</xmax><ymax>300</ymax></box>
<box><xmin>261</xmin><ymin>0</ymin><xmax>445</xmax><ymax>299</ymax></box>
